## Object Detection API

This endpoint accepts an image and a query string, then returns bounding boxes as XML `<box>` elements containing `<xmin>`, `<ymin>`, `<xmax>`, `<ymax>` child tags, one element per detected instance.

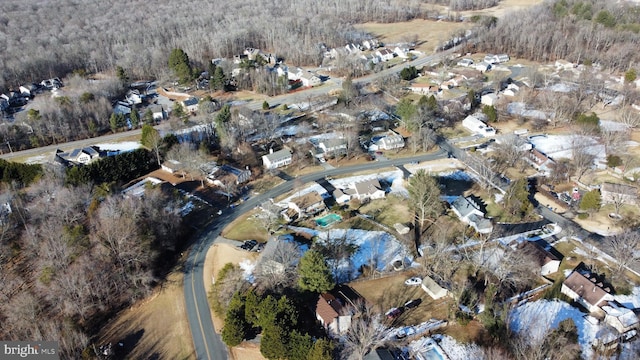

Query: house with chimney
<box><xmin>561</xmin><ymin>267</ymin><xmax>614</xmax><ymax>315</ymax></box>
<box><xmin>518</xmin><ymin>240</ymin><xmax>561</xmax><ymax>276</ymax></box>
<box><xmin>262</xmin><ymin>148</ymin><xmax>292</xmax><ymax>170</ymax></box>
<box><xmin>315</xmin><ymin>285</ymin><xmax>362</xmax><ymax>337</ymax></box>
<box><xmin>284</xmin><ymin>191</ymin><xmax>326</xmax><ymax>221</ymax></box>
<box><xmin>450</xmin><ymin>196</ymin><xmax>493</xmax><ymax>234</ymax></box>
<box><xmin>600</xmin><ymin>182</ymin><xmax>638</xmax><ymax>206</ymax></box>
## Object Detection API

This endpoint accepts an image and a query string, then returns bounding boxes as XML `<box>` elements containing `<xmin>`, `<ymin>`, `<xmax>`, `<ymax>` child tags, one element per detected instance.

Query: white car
<box><xmin>404</xmin><ymin>277</ymin><xmax>422</xmax><ymax>286</ymax></box>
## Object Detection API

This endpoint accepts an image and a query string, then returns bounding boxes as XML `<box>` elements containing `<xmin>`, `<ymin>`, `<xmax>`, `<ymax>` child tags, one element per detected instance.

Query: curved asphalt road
<box><xmin>184</xmin><ymin>149</ymin><xmax>448</xmax><ymax>360</ymax></box>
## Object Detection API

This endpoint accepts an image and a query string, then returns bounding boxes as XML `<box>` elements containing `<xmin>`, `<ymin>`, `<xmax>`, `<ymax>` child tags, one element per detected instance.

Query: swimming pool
<box><xmin>315</xmin><ymin>213</ymin><xmax>342</xmax><ymax>227</ymax></box>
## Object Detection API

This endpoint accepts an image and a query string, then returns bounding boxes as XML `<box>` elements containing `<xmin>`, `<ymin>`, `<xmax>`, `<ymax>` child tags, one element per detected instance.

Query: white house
<box><xmin>602</xmin><ymin>301</ymin><xmax>639</xmax><ymax>333</ymax></box>
<box><xmin>481</xmin><ymin>93</ymin><xmax>498</xmax><ymax>106</ymax></box>
<box><xmin>526</xmin><ymin>149</ymin><xmax>555</xmax><ymax>175</ymax></box>
<box><xmin>484</xmin><ymin>54</ymin><xmax>509</xmax><ymax>64</ymax></box>
<box><xmin>318</xmin><ymin>138</ymin><xmax>347</xmax><ymax>156</ymax></box>
<box><xmin>161</xmin><ymin>159</ymin><xmax>184</xmax><ymax>174</ymax></box>
<box><xmin>450</xmin><ymin>196</ymin><xmax>493</xmax><ymax>234</ymax></box>
<box><xmin>457</xmin><ymin>58</ymin><xmax>474</xmax><ymax>67</ymax></box>
<box><xmin>409</xmin><ymin>83</ymin><xmax>440</xmax><ymax>96</ymax></box>
<box><xmin>561</xmin><ymin>270</ymin><xmax>614</xmax><ymax>315</ymax></box>
<box><xmin>287</xmin><ymin>67</ymin><xmax>304</xmax><ymax>81</ymax></box>
<box><xmin>421</xmin><ymin>276</ymin><xmax>449</xmax><ymax>300</ymax></box>
<box><xmin>262</xmin><ymin>148</ymin><xmax>293</xmax><ymax>170</ymax></box>
<box><xmin>375</xmin><ymin>48</ymin><xmax>395</xmax><ymax>62</ymax></box>
<box><xmin>55</xmin><ymin>146</ymin><xmax>104</xmax><ymax>165</ymax></box>
<box><xmin>462</xmin><ymin>115</ymin><xmax>495</xmax><ymax>136</ymax></box>
<box><xmin>286</xmin><ymin>191</ymin><xmax>326</xmax><ymax>220</ymax></box>
<box><xmin>368</xmin><ymin>132</ymin><xmax>405</xmax><ymax>151</ymax></box>
<box><xmin>149</xmin><ymin>105</ymin><xmax>166</xmax><ymax>121</ymax></box>
<box><xmin>333</xmin><ymin>189</ymin><xmax>351</xmax><ymax>204</ymax></box>
<box><xmin>474</xmin><ymin>61</ymin><xmax>492</xmax><ymax>72</ymax></box>
<box><xmin>316</xmin><ymin>293</ymin><xmax>351</xmax><ymax>336</ymax></box>
<box><xmin>348</xmin><ymin>178</ymin><xmax>385</xmax><ymax>200</ymax></box>
<box><xmin>394</xmin><ymin>46</ymin><xmax>410</xmax><ymax>59</ymax></box>
<box><xmin>182</xmin><ymin>97</ymin><xmax>199</xmax><ymax>113</ymax></box>
<box><xmin>299</xmin><ymin>72</ymin><xmax>322</xmax><ymax>87</ymax></box>
<box><xmin>503</xmin><ymin>83</ymin><xmax>521</xmax><ymax>97</ymax></box>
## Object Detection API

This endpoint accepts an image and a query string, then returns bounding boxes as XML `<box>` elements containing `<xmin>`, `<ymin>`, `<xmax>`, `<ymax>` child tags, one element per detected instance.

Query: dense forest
<box><xmin>0</xmin><ymin>0</ymin><xmax>426</xmax><ymax>89</ymax></box>
<box><xmin>475</xmin><ymin>0</ymin><xmax>640</xmax><ymax>70</ymax></box>
<box><xmin>0</xmin><ymin>153</ymin><xmax>183</xmax><ymax>358</ymax></box>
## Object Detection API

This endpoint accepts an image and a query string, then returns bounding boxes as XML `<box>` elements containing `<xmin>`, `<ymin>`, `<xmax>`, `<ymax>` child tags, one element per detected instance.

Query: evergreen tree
<box><xmin>306</xmin><ymin>339</ymin><xmax>334</xmax><ymax>360</ymax></box>
<box><xmin>212</xmin><ymin>66</ymin><xmax>226</xmax><ymax>91</ymax></box>
<box><xmin>262</xmin><ymin>100</ymin><xmax>270</xmax><ymax>110</ymax></box>
<box><xmin>287</xmin><ymin>331</ymin><xmax>313</xmax><ymax>359</ymax></box>
<box><xmin>140</xmin><ymin>124</ymin><xmax>160</xmax><ymax>149</ymax></box>
<box><xmin>400</xmin><ymin>66</ymin><xmax>418</xmax><ymax>81</ymax></box>
<box><xmin>168</xmin><ymin>48</ymin><xmax>193</xmax><ymax>83</ymax></box>
<box><xmin>298</xmin><ymin>250</ymin><xmax>335</xmax><ymax>293</ymax></box>
<box><xmin>260</xmin><ymin>324</ymin><xmax>288</xmax><ymax>360</ymax></box>
<box><xmin>625</xmin><ymin>68</ymin><xmax>637</xmax><ymax>84</ymax></box>
<box><xmin>244</xmin><ymin>288</ymin><xmax>260</xmax><ymax>327</ymax></box>
<box><xmin>143</xmin><ymin>109</ymin><xmax>154</xmax><ymax>124</ymax></box>
<box><xmin>215</xmin><ymin>104</ymin><xmax>232</xmax><ymax>130</ymax></box>
<box><xmin>579</xmin><ymin>190</ymin><xmax>601</xmax><ymax>214</ymax></box>
<box><xmin>482</xmin><ymin>105</ymin><xmax>498</xmax><ymax>122</ymax></box>
<box><xmin>396</xmin><ymin>97</ymin><xmax>417</xmax><ymax>126</ymax></box>
<box><xmin>116</xmin><ymin>66</ymin><xmax>129</xmax><ymax>84</ymax></box>
<box><xmin>172</xmin><ymin>102</ymin><xmax>187</xmax><ymax>121</ymax></box>
<box><xmin>221</xmin><ymin>292</ymin><xmax>248</xmax><ymax>347</ymax></box>
<box><xmin>130</xmin><ymin>108</ymin><xmax>140</xmax><ymax>128</ymax></box>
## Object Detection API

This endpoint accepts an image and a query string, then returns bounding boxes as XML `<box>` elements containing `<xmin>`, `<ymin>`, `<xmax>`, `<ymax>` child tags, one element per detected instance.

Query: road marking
<box><xmin>190</xmin><ymin>241</ymin><xmax>213</xmax><ymax>360</ymax></box>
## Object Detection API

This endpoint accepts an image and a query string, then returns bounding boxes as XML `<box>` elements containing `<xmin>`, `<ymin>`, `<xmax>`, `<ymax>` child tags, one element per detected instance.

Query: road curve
<box><xmin>184</xmin><ymin>150</ymin><xmax>448</xmax><ymax>360</ymax></box>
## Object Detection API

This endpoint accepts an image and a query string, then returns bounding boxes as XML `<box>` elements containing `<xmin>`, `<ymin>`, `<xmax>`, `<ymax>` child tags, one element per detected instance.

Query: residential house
<box><xmin>421</xmin><ymin>276</ymin><xmax>449</xmax><ymax>300</ymax></box>
<box><xmin>394</xmin><ymin>46</ymin><xmax>410</xmax><ymax>59</ymax></box>
<box><xmin>363</xmin><ymin>349</ymin><xmax>396</xmax><ymax>360</ymax></box>
<box><xmin>113</xmin><ymin>101</ymin><xmax>132</xmax><ymax>116</ymax></box>
<box><xmin>368</xmin><ymin>132</ymin><xmax>405</xmax><ymax>151</ymax></box>
<box><xmin>244</xmin><ymin>47</ymin><xmax>261</xmax><ymax>60</ymax></box>
<box><xmin>262</xmin><ymin>148</ymin><xmax>292</xmax><ymax>170</ymax></box>
<box><xmin>362</xmin><ymin>39</ymin><xmax>379</xmax><ymax>50</ymax></box>
<box><xmin>55</xmin><ymin>146</ymin><xmax>104</xmax><ymax>165</ymax></box>
<box><xmin>333</xmin><ymin>189</ymin><xmax>351</xmax><ymax>204</ymax></box>
<box><xmin>503</xmin><ymin>83</ymin><xmax>521</xmax><ymax>97</ymax></box>
<box><xmin>161</xmin><ymin>159</ymin><xmax>184</xmax><ymax>174</ymax></box>
<box><xmin>316</xmin><ymin>286</ymin><xmax>362</xmax><ymax>336</ymax></box>
<box><xmin>441</xmin><ymin>75</ymin><xmax>467</xmax><ymax>89</ymax></box>
<box><xmin>519</xmin><ymin>240</ymin><xmax>561</xmax><ymax>276</ymax></box>
<box><xmin>299</xmin><ymin>72</ymin><xmax>322</xmax><ymax>87</ymax></box>
<box><xmin>602</xmin><ymin>301</ymin><xmax>639</xmax><ymax>333</ymax></box>
<box><xmin>450</xmin><ymin>196</ymin><xmax>493</xmax><ymax>234</ymax></box>
<box><xmin>474</xmin><ymin>61</ymin><xmax>492</xmax><ymax>72</ymax></box>
<box><xmin>526</xmin><ymin>149</ymin><xmax>555</xmax><ymax>175</ymax></box>
<box><xmin>286</xmin><ymin>191</ymin><xmax>326</xmax><ymax>220</ymax></box>
<box><xmin>149</xmin><ymin>104</ymin><xmax>166</xmax><ymax>121</ymax></box>
<box><xmin>125</xmin><ymin>90</ymin><xmax>143</xmax><ymax>105</ymax></box>
<box><xmin>561</xmin><ymin>269</ymin><xmax>614</xmax><ymax>315</ymax></box>
<box><xmin>220</xmin><ymin>165</ymin><xmax>252</xmax><ymax>184</ymax></box>
<box><xmin>19</xmin><ymin>84</ymin><xmax>39</xmax><ymax>97</ymax></box>
<box><xmin>318</xmin><ymin>138</ymin><xmax>347</xmax><ymax>156</ymax></box>
<box><xmin>182</xmin><ymin>97</ymin><xmax>199</xmax><ymax>113</ymax></box>
<box><xmin>457</xmin><ymin>58</ymin><xmax>474</xmax><ymax>67</ymax></box>
<box><xmin>351</xmin><ymin>179</ymin><xmax>386</xmax><ymax>200</ymax></box>
<box><xmin>375</xmin><ymin>48</ymin><xmax>395</xmax><ymax>62</ymax></box>
<box><xmin>462</xmin><ymin>114</ymin><xmax>495</xmax><ymax>137</ymax></box>
<box><xmin>287</xmin><ymin>67</ymin><xmax>304</xmax><ymax>81</ymax></box>
<box><xmin>600</xmin><ymin>182</ymin><xmax>638</xmax><ymax>206</ymax></box>
<box><xmin>40</xmin><ymin>78</ymin><xmax>62</xmax><ymax>90</ymax></box>
<box><xmin>409</xmin><ymin>83</ymin><xmax>441</xmax><ymax>96</ymax></box>
<box><xmin>481</xmin><ymin>93</ymin><xmax>498</xmax><ymax>106</ymax></box>
<box><xmin>484</xmin><ymin>54</ymin><xmax>509</xmax><ymax>64</ymax></box>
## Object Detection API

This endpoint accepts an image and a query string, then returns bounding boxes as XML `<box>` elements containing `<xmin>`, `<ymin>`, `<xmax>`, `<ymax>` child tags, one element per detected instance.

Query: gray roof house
<box><xmin>318</xmin><ymin>138</ymin><xmax>347</xmax><ymax>156</ymax></box>
<box><xmin>450</xmin><ymin>196</ymin><xmax>493</xmax><ymax>234</ymax></box>
<box><xmin>262</xmin><ymin>148</ymin><xmax>293</xmax><ymax>170</ymax></box>
<box><xmin>55</xmin><ymin>146</ymin><xmax>104</xmax><ymax>165</ymax></box>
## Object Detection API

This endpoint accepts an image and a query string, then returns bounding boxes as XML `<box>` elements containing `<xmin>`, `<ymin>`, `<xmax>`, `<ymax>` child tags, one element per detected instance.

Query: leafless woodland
<box><xmin>0</xmin><ymin>0</ymin><xmax>426</xmax><ymax>89</ymax></box>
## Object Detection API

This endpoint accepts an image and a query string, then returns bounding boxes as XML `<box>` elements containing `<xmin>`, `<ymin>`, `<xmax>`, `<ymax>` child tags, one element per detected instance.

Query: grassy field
<box><xmin>355</xmin><ymin>20</ymin><xmax>468</xmax><ymax>53</ymax></box>
<box><xmin>358</xmin><ymin>195</ymin><xmax>412</xmax><ymax>229</ymax></box>
<box><xmin>221</xmin><ymin>209</ymin><xmax>269</xmax><ymax>241</ymax></box>
<box><xmin>99</xmin><ymin>270</ymin><xmax>195</xmax><ymax>360</ymax></box>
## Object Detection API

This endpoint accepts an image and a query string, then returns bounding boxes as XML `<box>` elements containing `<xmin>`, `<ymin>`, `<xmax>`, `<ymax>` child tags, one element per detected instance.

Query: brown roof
<box><xmin>601</xmin><ymin>182</ymin><xmax>638</xmax><ymax>197</ymax></box>
<box><xmin>316</xmin><ymin>293</ymin><xmax>343</xmax><ymax>325</ymax></box>
<box><xmin>291</xmin><ymin>191</ymin><xmax>323</xmax><ymax>209</ymax></box>
<box><xmin>354</xmin><ymin>179</ymin><xmax>382</xmax><ymax>197</ymax></box>
<box><xmin>529</xmin><ymin>149</ymin><xmax>550</xmax><ymax>165</ymax></box>
<box><xmin>563</xmin><ymin>271</ymin><xmax>611</xmax><ymax>307</ymax></box>
<box><xmin>520</xmin><ymin>241</ymin><xmax>559</xmax><ymax>267</ymax></box>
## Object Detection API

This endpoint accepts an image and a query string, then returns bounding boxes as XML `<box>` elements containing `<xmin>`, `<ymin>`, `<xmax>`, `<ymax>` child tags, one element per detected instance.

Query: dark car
<box><xmin>240</xmin><ymin>239</ymin><xmax>258</xmax><ymax>250</ymax></box>
<box><xmin>385</xmin><ymin>307</ymin><xmax>404</xmax><ymax>320</ymax></box>
<box><xmin>404</xmin><ymin>299</ymin><xmax>422</xmax><ymax>309</ymax></box>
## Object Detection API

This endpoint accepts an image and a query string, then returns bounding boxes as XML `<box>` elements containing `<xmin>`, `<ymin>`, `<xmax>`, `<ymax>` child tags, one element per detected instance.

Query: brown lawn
<box><xmin>355</xmin><ymin>20</ymin><xmax>468</xmax><ymax>53</ymax></box>
<box><xmin>98</xmin><ymin>270</ymin><xmax>195</xmax><ymax>360</ymax></box>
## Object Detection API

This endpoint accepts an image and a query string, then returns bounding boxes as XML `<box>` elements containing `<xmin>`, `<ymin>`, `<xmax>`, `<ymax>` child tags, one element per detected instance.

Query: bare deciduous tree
<box><xmin>605</xmin><ymin>230</ymin><xmax>640</xmax><ymax>276</ymax></box>
<box><xmin>342</xmin><ymin>300</ymin><xmax>388</xmax><ymax>360</ymax></box>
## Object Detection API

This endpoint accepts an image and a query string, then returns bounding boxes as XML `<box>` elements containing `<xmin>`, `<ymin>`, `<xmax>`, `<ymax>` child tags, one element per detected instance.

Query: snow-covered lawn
<box><xmin>510</xmin><ymin>299</ymin><xmax>598</xmax><ymax>359</ymax></box>
<box><xmin>289</xmin><ymin>227</ymin><xmax>412</xmax><ymax>282</ymax></box>
<box><xmin>615</xmin><ymin>286</ymin><xmax>640</xmax><ymax>309</ymax></box>
<box><xmin>95</xmin><ymin>141</ymin><xmax>141</xmax><ymax>152</ymax></box>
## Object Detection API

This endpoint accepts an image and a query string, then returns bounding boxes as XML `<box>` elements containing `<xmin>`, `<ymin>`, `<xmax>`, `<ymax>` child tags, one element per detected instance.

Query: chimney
<box><xmin>269</xmin><ymin>148</ymin><xmax>273</xmax><ymax>154</ymax></box>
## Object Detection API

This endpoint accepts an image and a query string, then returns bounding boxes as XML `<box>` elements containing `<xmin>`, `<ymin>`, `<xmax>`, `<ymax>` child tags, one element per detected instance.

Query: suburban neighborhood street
<box><xmin>184</xmin><ymin>150</ymin><xmax>449</xmax><ymax>360</ymax></box>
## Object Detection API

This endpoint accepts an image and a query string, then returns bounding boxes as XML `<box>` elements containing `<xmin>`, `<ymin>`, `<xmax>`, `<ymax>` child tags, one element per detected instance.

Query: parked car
<box><xmin>240</xmin><ymin>239</ymin><xmax>258</xmax><ymax>250</ymax></box>
<box><xmin>404</xmin><ymin>299</ymin><xmax>422</xmax><ymax>309</ymax></box>
<box><xmin>385</xmin><ymin>307</ymin><xmax>403</xmax><ymax>320</ymax></box>
<box><xmin>404</xmin><ymin>277</ymin><xmax>422</xmax><ymax>286</ymax></box>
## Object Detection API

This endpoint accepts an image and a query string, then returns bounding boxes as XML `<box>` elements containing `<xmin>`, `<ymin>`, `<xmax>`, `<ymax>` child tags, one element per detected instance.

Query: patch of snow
<box><xmin>25</xmin><ymin>155</ymin><xmax>48</xmax><ymax>164</ymax></box>
<box><xmin>95</xmin><ymin>141</ymin><xmax>142</xmax><ymax>152</ymax></box>
<box><xmin>239</xmin><ymin>259</ymin><xmax>256</xmax><ymax>283</ymax></box>
<box><xmin>276</xmin><ymin>183</ymin><xmax>328</xmax><ymax>207</ymax></box>
<box><xmin>510</xmin><ymin>299</ymin><xmax>599</xmax><ymax>359</ymax></box>
<box><xmin>438</xmin><ymin>335</ymin><xmax>484</xmax><ymax>360</ymax></box>
<box><xmin>289</xmin><ymin>227</ymin><xmax>412</xmax><ymax>282</ymax></box>
<box><xmin>615</xmin><ymin>286</ymin><xmax>640</xmax><ymax>309</ymax></box>
<box><xmin>529</xmin><ymin>134</ymin><xmax>605</xmax><ymax>163</ymax></box>
<box><xmin>179</xmin><ymin>201</ymin><xmax>194</xmax><ymax>216</ymax></box>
